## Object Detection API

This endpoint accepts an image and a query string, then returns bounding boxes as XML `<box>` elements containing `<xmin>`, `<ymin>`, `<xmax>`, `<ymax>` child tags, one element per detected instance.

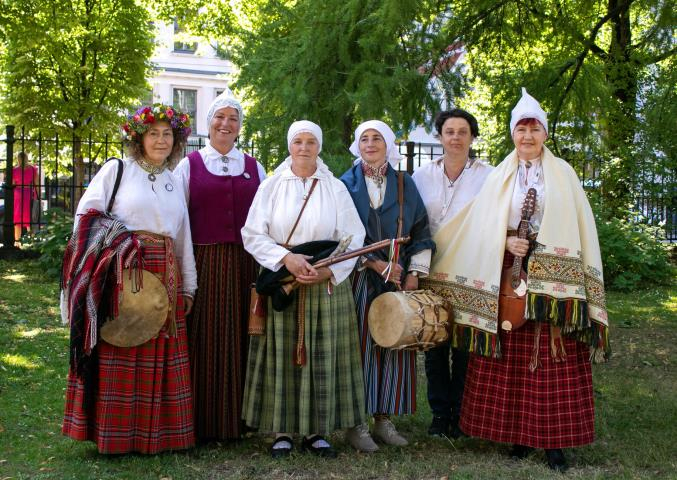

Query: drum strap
<box><xmin>283</xmin><ymin>178</ymin><xmax>319</xmax><ymax>248</ymax></box>
<box><xmin>105</xmin><ymin>157</ymin><xmax>124</xmax><ymax>215</ymax></box>
<box><xmin>383</xmin><ymin>172</ymin><xmax>405</xmax><ymax>288</ymax></box>
<box><xmin>396</xmin><ymin>172</ymin><xmax>404</xmax><ymax>238</ymax></box>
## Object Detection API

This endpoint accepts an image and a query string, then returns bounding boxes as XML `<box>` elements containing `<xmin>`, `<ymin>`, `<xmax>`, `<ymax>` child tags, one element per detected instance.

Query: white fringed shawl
<box><xmin>422</xmin><ymin>146</ymin><xmax>609</xmax><ymax>360</ymax></box>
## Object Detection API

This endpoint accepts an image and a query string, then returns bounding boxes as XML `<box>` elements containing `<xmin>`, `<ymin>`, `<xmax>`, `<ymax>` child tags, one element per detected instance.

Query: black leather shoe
<box><xmin>270</xmin><ymin>435</ymin><xmax>293</xmax><ymax>459</ymax></box>
<box><xmin>510</xmin><ymin>444</ymin><xmax>535</xmax><ymax>460</ymax></box>
<box><xmin>448</xmin><ymin>417</ymin><xmax>466</xmax><ymax>439</ymax></box>
<box><xmin>428</xmin><ymin>416</ymin><xmax>450</xmax><ymax>437</ymax></box>
<box><xmin>545</xmin><ymin>449</ymin><xmax>568</xmax><ymax>472</ymax></box>
<box><xmin>301</xmin><ymin>435</ymin><xmax>337</xmax><ymax>458</ymax></box>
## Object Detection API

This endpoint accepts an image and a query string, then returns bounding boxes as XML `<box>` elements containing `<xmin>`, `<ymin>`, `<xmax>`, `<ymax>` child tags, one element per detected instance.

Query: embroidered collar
<box><xmin>361</xmin><ymin>161</ymin><xmax>388</xmax><ymax>180</ymax></box>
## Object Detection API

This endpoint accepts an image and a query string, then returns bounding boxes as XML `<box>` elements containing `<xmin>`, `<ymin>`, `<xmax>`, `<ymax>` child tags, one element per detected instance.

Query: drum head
<box><xmin>368</xmin><ymin>292</ymin><xmax>408</xmax><ymax>348</ymax></box>
<box><xmin>100</xmin><ymin>268</ymin><xmax>169</xmax><ymax>347</ymax></box>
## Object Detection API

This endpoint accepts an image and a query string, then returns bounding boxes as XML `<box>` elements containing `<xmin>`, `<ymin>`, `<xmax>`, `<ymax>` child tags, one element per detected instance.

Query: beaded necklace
<box><xmin>136</xmin><ymin>157</ymin><xmax>168</xmax><ymax>182</ymax></box>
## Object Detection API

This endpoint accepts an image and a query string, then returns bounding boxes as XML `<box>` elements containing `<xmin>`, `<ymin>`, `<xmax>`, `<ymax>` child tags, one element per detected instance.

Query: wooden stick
<box><xmin>281</xmin><ymin>236</ymin><xmax>410</xmax><ymax>295</ymax></box>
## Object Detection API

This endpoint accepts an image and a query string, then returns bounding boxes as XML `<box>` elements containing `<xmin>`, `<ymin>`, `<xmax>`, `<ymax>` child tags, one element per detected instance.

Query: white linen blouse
<box><xmin>363</xmin><ymin>174</ymin><xmax>432</xmax><ymax>275</ymax></box>
<box><xmin>174</xmin><ymin>142</ymin><xmax>267</xmax><ymax>203</ymax></box>
<box><xmin>412</xmin><ymin>158</ymin><xmax>494</xmax><ymax>235</ymax></box>
<box><xmin>75</xmin><ymin>158</ymin><xmax>197</xmax><ymax>295</ymax></box>
<box><xmin>241</xmin><ymin>159</ymin><xmax>366</xmax><ymax>284</ymax></box>
<box><xmin>508</xmin><ymin>157</ymin><xmax>545</xmax><ymax>232</ymax></box>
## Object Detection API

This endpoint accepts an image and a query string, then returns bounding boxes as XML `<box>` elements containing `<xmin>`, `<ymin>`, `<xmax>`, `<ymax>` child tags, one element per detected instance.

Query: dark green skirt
<box><xmin>243</xmin><ymin>281</ymin><xmax>366</xmax><ymax>435</ymax></box>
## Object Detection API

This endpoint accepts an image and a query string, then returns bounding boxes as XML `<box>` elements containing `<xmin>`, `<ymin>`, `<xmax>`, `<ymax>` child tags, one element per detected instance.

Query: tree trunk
<box><xmin>342</xmin><ymin>113</ymin><xmax>354</xmax><ymax>150</ymax></box>
<box><xmin>601</xmin><ymin>0</ymin><xmax>638</xmax><ymax>215</ymax></box>
<box><xmin>73</xmin><ymin>134</ymin><xmax>85</xmax><ymax>210</ymax></box>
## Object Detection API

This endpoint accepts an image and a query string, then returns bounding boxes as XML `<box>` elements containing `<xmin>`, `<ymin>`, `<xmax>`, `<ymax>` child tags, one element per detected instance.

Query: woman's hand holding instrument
<box><xmin>281</xmin><ymin>236</ymin><xmax>410</xmax><ymax>295</ymax></box>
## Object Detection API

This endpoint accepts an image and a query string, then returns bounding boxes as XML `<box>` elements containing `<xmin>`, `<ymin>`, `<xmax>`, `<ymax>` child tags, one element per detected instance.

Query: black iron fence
<box><xmin>1</xmin><ymin>126</ymin><xmax>674</xmax><ymax>245</ymax></box>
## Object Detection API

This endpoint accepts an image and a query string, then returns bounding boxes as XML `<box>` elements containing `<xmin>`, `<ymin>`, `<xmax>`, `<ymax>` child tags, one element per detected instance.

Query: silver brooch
<box><xmin>243</xmin><ymin>172</ymin><xmax>251</xmax><ymax>179</ymax></box>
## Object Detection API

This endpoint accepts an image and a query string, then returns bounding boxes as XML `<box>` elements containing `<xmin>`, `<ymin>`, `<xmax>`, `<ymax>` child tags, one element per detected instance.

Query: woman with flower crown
<box><xmin>61</xmin><ymin>104</ymin><xmax>198</xmax><ymax>454</ymax></box>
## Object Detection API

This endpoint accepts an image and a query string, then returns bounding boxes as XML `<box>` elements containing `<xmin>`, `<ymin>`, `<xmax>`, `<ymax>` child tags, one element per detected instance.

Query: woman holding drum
<box><xmin>423</xmin><ymin>89</ymin><xmax>610</xmax><ymax>472</ymax></box>
<box><xmin>340</xmin><ymin>120</ymin><xmax>434</xmax><ymax>452</ymax></box>
<box><xmin>412</xmin><ymin>109</ymin><xmax>493</xmax><ymax>439</ymax></box>
<box><xmin>241</xmin><ymin>120</ymin><xmax>367</xmax><ymax>458</ymax></box>
<box><xmin>62</xmin><ymin>104</ymin><xmax>197</xmax><ymax>454</ymax></box>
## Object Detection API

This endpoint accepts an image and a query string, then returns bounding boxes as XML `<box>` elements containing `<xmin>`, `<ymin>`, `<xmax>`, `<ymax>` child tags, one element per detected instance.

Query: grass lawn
<box><xmin>0</xmin><ymin>259</ymin><xmax>675</xmax><ymax>480</ymax></box>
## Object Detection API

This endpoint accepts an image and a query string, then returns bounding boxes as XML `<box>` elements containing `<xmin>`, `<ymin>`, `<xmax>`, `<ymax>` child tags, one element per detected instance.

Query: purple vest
<box><xmin>187</xmin><ymin>150</ymin><xmax>260</xmax><ymax>244</ymax></box>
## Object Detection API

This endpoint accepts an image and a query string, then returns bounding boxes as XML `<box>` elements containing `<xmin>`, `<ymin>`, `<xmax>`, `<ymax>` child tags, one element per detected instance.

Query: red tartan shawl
<box><xmin>62</xmin><ymin>209</ymin><xmax>141</xmax><ymax>376</ymax></box>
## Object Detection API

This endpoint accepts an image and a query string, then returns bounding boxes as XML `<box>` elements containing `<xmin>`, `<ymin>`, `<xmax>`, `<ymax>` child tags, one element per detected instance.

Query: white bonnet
<box><xmin>510</xmin><ymin>88</ymin><xmax>548</xmax><ymax>134</ymax></box>
<box><xmin>206</xmin><ymin>87</ymin><xmax>244</xmax><ymax>125</ymax></box>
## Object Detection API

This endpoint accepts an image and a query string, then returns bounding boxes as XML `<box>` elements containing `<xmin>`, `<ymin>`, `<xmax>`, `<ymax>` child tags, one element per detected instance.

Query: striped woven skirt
<box><xmin>187</xmin><ymin>243</ymin><xmax>257</xmax><ymax>440</ymax></box>
<box><xmin>62</xmin><ymin>235</ymin><xmax>195</xmax><ymax>454</ymax></box>
<box><xmin>460</xmin><ymin>321</ymin><xmax>595</xmax><ymax>448</ymax></box>
<box><xmin>352</xmin><ymin>269</ymin><xmax>416</xmax><ymax>416</ymax></box>
<box><xmin>242</xmin><ymin>281</ymin><xmax>366</xmax><ymax>435</ymax></box>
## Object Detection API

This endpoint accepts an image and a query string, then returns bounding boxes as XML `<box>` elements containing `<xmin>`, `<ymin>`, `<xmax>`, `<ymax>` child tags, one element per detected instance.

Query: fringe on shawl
<box><xmin>526</xmin><ymin>292</ymin><xmax>611</xmax><ymax>362</ymax></box>
<box><xmin>62</xmin><ymin>209</ymin><xmax>141</xmax><ymax>376</ymax></box>
<box><xmin>451</xmin><ymin>323</ymin><xmax>502</xmax><ymax>359</ymax></box>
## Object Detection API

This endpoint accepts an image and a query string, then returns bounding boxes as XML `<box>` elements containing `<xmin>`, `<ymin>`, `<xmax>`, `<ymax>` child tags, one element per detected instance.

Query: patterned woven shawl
<box><xmin>61</xmin><ymin>209</ymin><xmax>141</xmax><ymax>375</ymax></box>
<box><xmin>422</xmin><ymin>146</ymin><xmax>609</xmax><ymax>361</ymax></box>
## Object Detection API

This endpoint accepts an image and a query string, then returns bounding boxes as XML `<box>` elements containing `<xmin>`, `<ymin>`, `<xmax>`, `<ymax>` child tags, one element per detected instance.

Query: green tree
<box><xmin>445</xmin><ymin>0</ymin><xmax>675</xmax><ymax>214</ymax></box>
<box><xmin>0</xmin><ymin>0</ymin><xmax>154</xmax><ymax>202</ymax></box>
<box><xmin>153</xmin><ymin>0</ymin><xmax>459</xmax><ymax>172</ymax></box>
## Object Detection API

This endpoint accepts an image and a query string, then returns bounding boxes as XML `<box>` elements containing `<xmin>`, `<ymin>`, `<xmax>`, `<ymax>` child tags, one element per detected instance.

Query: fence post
<box><xmin>2</xmin><ymin>125</ymin><xmax>16</xmax><ymax>248</ymax></box>
<box><xmin>405</xmin><ymin>141</ymin><xmax>415</xmax><ymax>175</ymax></box>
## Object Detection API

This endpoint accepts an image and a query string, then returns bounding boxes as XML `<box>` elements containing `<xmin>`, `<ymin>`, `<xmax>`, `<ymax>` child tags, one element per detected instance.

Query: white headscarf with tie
<box><xmin>350</xmin><ymin>120</ymin><xmax>402</xmax><ymax>168</ymax></box>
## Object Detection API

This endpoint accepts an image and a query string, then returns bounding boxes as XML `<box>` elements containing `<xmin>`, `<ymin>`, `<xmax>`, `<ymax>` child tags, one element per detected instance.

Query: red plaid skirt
<box><xmin>460</xmin><ymin>321</ymin><xmax>594</xmax><ymax>449</ymax></box>
<box><xmin>62</xmin><ymin>236</ymin><xmax>195</xmax><ymax>454</ymax></box>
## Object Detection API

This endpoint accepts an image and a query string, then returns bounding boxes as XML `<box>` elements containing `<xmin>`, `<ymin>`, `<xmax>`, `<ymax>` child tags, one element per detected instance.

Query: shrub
<box><xmin>590</xmin><ymin>195</ymin><xmax>674</xmax><ymax>291</ymax></box>
<box><xmin>31</xmin><ymin>208</ymin><xmax>74</xmax><ymax>278</ymax></box>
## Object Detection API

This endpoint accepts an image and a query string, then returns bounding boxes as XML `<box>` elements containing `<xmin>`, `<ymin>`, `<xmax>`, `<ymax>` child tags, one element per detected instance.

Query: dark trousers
<box><xmin>424</xmin><ymin>342</ymin><xmax>469</xmax><ymax>420</ymax></box>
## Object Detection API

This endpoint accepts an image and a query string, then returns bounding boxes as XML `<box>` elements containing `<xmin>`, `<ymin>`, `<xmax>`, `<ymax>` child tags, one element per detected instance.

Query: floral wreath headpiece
<box><xmin>122</xmin><ymin>104</ymin><xmax>192</xmax><ymax>140</ymax></box>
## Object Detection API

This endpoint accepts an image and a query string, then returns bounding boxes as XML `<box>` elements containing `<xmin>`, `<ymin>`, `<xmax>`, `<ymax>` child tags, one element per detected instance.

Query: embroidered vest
<box><xmin>187</xmin><ymin>150</ymin><xmax>260</xmax><ymax>244</ymax></box>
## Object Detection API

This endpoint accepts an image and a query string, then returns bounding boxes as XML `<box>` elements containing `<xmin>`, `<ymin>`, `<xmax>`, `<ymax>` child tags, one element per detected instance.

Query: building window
<box><xmin>173</xmin><ymin>20</ymin><xmax>197</xmax><ymax>53</ymax></box>
<box><xmin>173</xmin><ymin>88</ymin><xmax>197</xmax><ymax>121</ymax></box>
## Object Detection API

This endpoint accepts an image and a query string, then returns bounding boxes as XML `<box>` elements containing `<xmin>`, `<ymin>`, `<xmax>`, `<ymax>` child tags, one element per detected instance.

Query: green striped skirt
<box><xmin>242</xmin><ymin>281</ymin><xmax>366</xmax><ymax>435</ymax></box>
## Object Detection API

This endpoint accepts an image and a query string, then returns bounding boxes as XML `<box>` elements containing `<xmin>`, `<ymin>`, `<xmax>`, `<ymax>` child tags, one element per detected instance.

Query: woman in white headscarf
<box><xmin>423</xmin><ymin>89</ymin><xmax>610</xmax><ymax>472</ymax></box>
<box><xmin>174</xmin><ymin>88</ymin><xmax>266</xmax><ymax>441</ymax></box>
<box><xmin>241</xmin><ymin>121</ymin><xmax>367</xmax><ymax>458</ymax></box>
<box><xmin>340</xmin><ymin>120</ymin><xmax>434</xmax><ymax>452</ymax></box>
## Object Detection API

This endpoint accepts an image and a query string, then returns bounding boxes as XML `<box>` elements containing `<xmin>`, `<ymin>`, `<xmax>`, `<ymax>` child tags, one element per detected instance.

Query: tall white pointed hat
<box><xmin>206</xmin><ymin>87</ymin><xmax>244</xmax><ymax>125</ymax></box>
<box><xmin>510</xmin><ymin>87</ymin><xmax>548</xmax><ymax>134</ymax></box>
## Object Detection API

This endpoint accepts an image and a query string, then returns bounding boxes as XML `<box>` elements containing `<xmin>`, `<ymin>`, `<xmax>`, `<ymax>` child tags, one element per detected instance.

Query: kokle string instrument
<box><xmin>499</xmin><ymin>187</ymin><xmax>537</xmax><ymax>331</ymax></box>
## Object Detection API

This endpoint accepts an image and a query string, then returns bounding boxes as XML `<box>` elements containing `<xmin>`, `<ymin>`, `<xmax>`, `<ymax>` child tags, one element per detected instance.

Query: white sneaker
<box><xmin>345</xmin><ymin>423</ymin><xmax>379</xmax><ymax>453</ymax></box>
<box><xmin>373</xmin><ymin>418</ymin><xmax>408</xmax><ymax>446</ymax></box>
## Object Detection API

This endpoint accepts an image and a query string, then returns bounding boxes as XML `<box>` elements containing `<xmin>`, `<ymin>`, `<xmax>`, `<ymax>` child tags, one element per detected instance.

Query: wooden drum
<box><xmin>368</xmin><ymin>290</ymin><xmax>452</xmax><ymax>351</ymax></box>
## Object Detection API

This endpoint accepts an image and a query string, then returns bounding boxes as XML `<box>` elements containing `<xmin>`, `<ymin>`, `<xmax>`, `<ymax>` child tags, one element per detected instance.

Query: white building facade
<box><xmin>149</xmin><ymin>22</ymin><xmax>234</xmax><ymax>137</ymax></box>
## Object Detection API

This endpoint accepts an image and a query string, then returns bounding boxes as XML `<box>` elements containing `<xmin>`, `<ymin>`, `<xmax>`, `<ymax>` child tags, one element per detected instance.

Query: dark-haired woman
<box><xmin>62</xmin><ymin>104</ymin><xmax>197</xmax><ymax>454</ymax></box>
<box><xmin>412</xmin><ymin>109</ymin><xmax>493</xmax><ymax>438</ymax></box>
<box><xmin>12</xmin><ymin>151</ymin><xmax>39</xmax><ymax>244</ymax></box>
